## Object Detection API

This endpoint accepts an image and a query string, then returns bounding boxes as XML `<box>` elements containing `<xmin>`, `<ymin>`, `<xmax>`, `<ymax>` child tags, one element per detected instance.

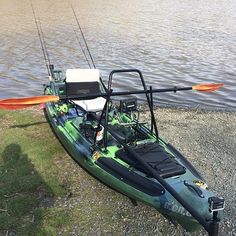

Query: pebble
<box><xmin>52</xmin><ymin>107</ymin><xmax>236</xmax><ymax>235</ymax></box>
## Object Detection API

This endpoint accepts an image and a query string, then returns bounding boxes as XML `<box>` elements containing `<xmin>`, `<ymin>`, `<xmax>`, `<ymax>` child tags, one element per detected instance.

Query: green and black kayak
<box><xmin>0</xmin><ymin>3</ymin><xmax>225</xmax><ymax>234</ymax></box>
<box><xmin>0</xmin><ymin>67</ymin><xmax>225</xmax><ymax>235</ymax></box>
<box><xmin>42</xmin><ymin>67</ymin><xmax>224</xmax><ymax>235</ymax></box>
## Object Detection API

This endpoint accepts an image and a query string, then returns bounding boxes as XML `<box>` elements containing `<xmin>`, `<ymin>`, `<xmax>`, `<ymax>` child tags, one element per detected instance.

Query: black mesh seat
<box><xmin>116</xmin><ymin>143</ymin><xmax>186</xmax><ymax>178</ymax></box>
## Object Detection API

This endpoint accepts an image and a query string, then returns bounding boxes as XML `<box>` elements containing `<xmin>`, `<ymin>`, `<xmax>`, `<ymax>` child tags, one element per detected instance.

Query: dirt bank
<box><xmin>1</xmin><ymin>107</ymin><xmax>235</xmax><ymax>235</ymax></box>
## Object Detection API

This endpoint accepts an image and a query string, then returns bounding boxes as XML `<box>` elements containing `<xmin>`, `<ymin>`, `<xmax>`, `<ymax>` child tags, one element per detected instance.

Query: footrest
<box><xmin>116</xmin><ymin>143</ymin><xmax>186</xmax><ymax>178</ymax></box>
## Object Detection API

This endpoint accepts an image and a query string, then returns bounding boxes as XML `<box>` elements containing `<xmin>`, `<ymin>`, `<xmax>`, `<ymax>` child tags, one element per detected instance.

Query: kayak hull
<box><xmin>44</xmin><ymin>99</ymin><xmax>222</xmax><ymax>232</ymax></box>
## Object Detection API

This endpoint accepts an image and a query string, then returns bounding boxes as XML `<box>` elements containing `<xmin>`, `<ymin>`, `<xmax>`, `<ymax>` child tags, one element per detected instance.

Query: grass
<box><xmin>1</xmin><ymin>107</ymin><xmax>227</xmax><ymax>235</ymax></box>
<box><xmin>0</xmin><ymin>108</ymin><xmax>135</xmax><ymax>235</ymax></box>
<box><xmin>0</xmin><ymin>108</ymin><xmax>68</xmax><ymax>235</ymax></box>
<box><xmin>0</xmin><ymin>107</ymin><xmax>168</xmax><ymax>236</ymax></box>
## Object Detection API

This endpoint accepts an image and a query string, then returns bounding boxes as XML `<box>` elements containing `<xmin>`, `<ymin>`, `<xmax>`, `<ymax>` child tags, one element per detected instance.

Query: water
<box><xmin>0</xmin><ymin>0</ymin><xmax>236</xmax><ymax>110</ymax></box>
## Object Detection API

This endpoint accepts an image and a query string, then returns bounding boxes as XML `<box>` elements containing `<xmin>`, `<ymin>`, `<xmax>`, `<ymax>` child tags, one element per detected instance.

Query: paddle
<box><xmin>0</xmin><ymin>95</ymin><xmax>59</xmax><ymax>110</ymax></box>
<box><xmin>192</xmin><ymin>83</ymin><xmax>224</xmax><ymax>92</ymax></box>
<box><xmin>0</xmin><ymin>83</ymin><xmax>224</xmax><ymax>110</ymax></box>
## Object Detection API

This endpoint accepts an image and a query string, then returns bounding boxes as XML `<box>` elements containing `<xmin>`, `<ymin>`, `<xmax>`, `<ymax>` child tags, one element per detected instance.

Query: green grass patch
<box><xmin>1</xmin><ymin>108</ymin><xmax>161</xmax><ymax>235</ymax></box>
<box><xmin>0</xmin><ymin>109</ymin><xmax>68</xmax><ymax>235</ymax></box>
<box><xmin>27</xmin><ymin>208</ymin><xmax>72</xmax><ymax>236</ymax></box>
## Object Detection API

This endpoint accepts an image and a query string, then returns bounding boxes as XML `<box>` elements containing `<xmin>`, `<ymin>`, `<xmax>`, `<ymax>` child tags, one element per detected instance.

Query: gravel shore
<box><xmin>52</xmin><ymin>107</ymin><xmax>236</xmax><ymax>236</ymax></box>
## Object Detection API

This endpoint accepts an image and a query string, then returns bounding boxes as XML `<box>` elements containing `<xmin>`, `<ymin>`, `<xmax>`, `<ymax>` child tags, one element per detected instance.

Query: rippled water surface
<box><xmin>0</xmin><ymin>0</ymin><xmax>236</xmax><ymax>110</ymax></box>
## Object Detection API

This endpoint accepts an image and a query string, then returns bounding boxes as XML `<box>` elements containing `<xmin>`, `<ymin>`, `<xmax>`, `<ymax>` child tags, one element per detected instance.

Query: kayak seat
<box><xmin>65</xmin><ymin>69</ymin><xmax>106</xmax><ymax>112</ymax></box>
<box><xmin>116</xmin><ymin>143</ymin><xmax>186</xmax><ymax>178</ymax></box>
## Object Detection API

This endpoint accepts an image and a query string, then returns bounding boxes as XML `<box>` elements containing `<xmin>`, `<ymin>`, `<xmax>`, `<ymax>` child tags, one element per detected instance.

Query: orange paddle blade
<box><xmin>0</xmin><ymin>103</ymin><xmax>35</xmax><ymax>110</ymax></box>
<box><xmin>0</xmin><ymin>95</ymin><xmax>59</xmax><ymax>110</ymax></box>
<box><xmin>192</xmin><ymin>83</ymin><xmax>224</xmax><ymax>92</ymax></box>
<box><xmin>0</xmin><ymin>95</ymin><xmax>59</xmax><ymax>105</ymax></box>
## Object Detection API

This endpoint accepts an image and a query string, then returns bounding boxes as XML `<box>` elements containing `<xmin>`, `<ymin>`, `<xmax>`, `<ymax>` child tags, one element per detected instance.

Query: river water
<box><xmin>0</xmin><ymin>0</ymin><xmax>236</xmax><ymax>110</ymax></box>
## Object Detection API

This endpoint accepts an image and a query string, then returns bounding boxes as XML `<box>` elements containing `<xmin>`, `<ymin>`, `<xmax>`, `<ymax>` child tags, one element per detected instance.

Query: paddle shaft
<box><xmin>0</xmin><ymin>83</ymin><xmax>222</xmax><ymax>107</ymax></box>
<box><xmin>62</xmin><ymin>86</ymin><xmax>192</xmax><ymax>101</ymax></box>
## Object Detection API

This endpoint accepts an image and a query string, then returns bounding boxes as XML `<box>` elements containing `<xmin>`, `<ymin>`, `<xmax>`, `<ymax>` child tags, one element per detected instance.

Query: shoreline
<box><xmin>139</xmin><ymin>102</ymin><xmax>236</xmax><ymax>113</ymax></box>
<box><xmin>0</xmin><ymin>107</ymin><xmax>235</xmax><ymax>235</ymax></box>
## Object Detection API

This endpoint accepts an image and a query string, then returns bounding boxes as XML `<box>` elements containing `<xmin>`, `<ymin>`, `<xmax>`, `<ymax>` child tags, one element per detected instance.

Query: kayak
<box><xmin>42</xmin><ymin>67</ymin><xmax>224</xmax><ymax>234</ymax></box>
<box><xmin>0</xmin><ymin>3</ymin><xmax>224</xmax><ymax>234</ymax></box>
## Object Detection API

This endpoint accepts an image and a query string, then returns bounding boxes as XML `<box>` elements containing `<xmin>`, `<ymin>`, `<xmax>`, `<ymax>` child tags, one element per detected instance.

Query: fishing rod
<box><xmin>73</xmin><ymin>29</ymin><xmax>92</xmax><ymax>69</ymax></box>
<box><xmin>38</xmin><ymin>17</ymin><xmax>52</xmax><ymax>69</ymax></box>
<box><xmin>30</xmin><ymin>0</ymin><xmax>52</xmax><ymax>78</ymax></box>
<box><xmin>31</xmin><ymin>1</ymin><xmax>93</xmax><ymax>75</ymax></box>
<box><xmin>70</xmin><ymin>5</ymin><xmax>108</xmax><ymax>91</ymax></box>
<box><xmin>70</xmin><ymin>4</ymin><xmax>97</xmax><ymax>69</ymax></box>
